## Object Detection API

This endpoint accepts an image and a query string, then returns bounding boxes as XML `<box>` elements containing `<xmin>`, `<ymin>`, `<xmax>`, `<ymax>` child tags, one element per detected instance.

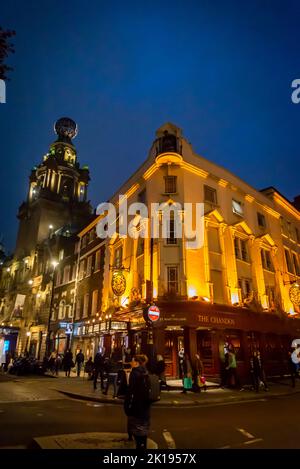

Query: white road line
<box><xmin>243</xmin><ymin>438</ymin><xmax>263</xmax><ymax>446</ymax></box>
<box><xmin>163</xmin><ymin>429</ymin><xmax>176</xmax><ymax>449</ymax></box>
<box><xmin>236</xmin><ymin>428</ymin><xmax>255</xmax><ymax>439</ymax></box>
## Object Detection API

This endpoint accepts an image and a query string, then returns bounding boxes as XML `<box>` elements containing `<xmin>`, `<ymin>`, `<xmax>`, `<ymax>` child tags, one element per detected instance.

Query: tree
<box><xmin>0</xmin><ymin>26</ymin><xmax>16</xmax><ymax>80</ymax></box>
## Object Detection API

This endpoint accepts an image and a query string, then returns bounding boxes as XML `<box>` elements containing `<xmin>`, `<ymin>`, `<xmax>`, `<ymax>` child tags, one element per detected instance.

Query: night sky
<box><xmin>1</xmin><ymin>0</ymin><xmax>299</xmax><ymax>252</ymax></box>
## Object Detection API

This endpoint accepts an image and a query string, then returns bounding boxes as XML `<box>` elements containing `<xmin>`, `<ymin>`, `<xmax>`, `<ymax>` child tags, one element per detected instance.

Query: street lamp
<box><xmin>45</xmin><ymin>260</ymin><xmax>59</xmax><ymax>357</ymax></box>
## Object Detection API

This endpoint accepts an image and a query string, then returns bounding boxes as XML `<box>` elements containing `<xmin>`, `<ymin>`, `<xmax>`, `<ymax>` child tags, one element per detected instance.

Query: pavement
<box><xmin>46</xmin><ymin>372</ymin><xmax>300</xmax><ymax>407</ymax></box>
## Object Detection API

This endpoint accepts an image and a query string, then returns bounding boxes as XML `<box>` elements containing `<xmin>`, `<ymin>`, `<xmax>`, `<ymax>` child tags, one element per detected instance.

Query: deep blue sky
<box><xmin>1</xmin><ymin>0</ymin><xmax>299</xmax><ymax>252</ymax></box>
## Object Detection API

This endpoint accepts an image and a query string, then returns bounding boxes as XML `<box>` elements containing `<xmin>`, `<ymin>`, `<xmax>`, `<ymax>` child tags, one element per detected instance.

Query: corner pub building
<box><xmin>77</xmin><ymin>122</ymin><xmax>300</xmax><ymax>383</ymax></box>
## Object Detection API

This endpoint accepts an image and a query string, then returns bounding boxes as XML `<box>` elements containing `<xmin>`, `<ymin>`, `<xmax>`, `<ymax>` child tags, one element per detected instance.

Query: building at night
<box><xmin>1</xmin><ymin>120</ymin><xmax>300</xmax><ymax>384</ymax></box>
<box><xmin>0</xmin><ymin>118</ymin><xmax>92</xmax><ymax>359</ymax></box>
<box><xmin>71</xmin><ymin>122</ymin><xmax>300</xmax><ymax>382</ymax></box>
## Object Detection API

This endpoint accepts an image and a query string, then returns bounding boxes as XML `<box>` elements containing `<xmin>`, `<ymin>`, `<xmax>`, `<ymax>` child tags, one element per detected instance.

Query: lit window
<box><xmin>238</xmin><ymin>278</ymin><xmax>252</xmax><ymax>302</ymax></box>
<box><xmin>114</xmin><ymin>246</ymin><xmax>123</xmax><ymax>269</ymax></box>
<box><xmin>257</xmin><ymin>212</ymin><xmax>266</xmax><ymax>228</ymax></box>
<box><xmin>167</xmin><ymin>266</ymin><xmax>179</xmax><ymax>294</ymax></box>
<box><xmin>63</xmin><ymin>265</ymin><xmax>70</xmax><ymax>283</ymax></box>
<box><xmin>86</xmin><ymin>256</ymin><xmax>92</xmax><ymax>276</ymax></box>
<box><xmin>164</xmin><ymin>176</ymin><xmax>177</xmax><ymax>194</ymax></box>
<box><xmin>83</xmin><ymin>293</ymin><xmax>89</xmax><ymax>318</ymax></box>
<box><xmin>95</xmin><ymin>250</ymin><xmax>101</xmax><ymax>271</ymax></box>
<box><xmin>261</xmin><ymin>249</ymin><xmax>273</xmax><ymax>271</ymax></box>
<box><xmin>204</xmin><ymin>185</ymin><xmax>217</xmax><ymax>205</ymax></box>
<box><xmin>234</xmin><ymin>238</ymin><xmax>249</xmax><ymax>262</ymax></box>
<box><xmin>167</xmin><ymin>217</ymin><xmax>177</xmax><ymax>245</ymax></box>
<box><xmin>91</xmin><ymin>290</ymin><xmax>98</xmax><ymax>316</ymax></box>
<box><xmin>285</xmin><ymin>249</ymin><xmax>294</xmax><ymax>274</ymax></box>
<box><xmin>292</xmin><ymin>253</ymin><xmax>300</xmax><ymax>276</ymax></box>
<box><xmin>232</xmin><ymin>199</ymin><xmax>243</xmax><ymax>217</ymax></box>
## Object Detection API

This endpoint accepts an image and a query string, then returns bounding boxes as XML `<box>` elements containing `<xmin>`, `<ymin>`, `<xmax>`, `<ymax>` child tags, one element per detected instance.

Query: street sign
<box><xmin>147</xmin><ymin>305</ymin><xmax>160</xmax><ymax>322</ymax></box>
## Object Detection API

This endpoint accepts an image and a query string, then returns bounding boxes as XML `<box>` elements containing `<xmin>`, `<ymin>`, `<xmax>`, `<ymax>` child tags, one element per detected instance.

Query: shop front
<box><xmin>49</xmin><ymin>322</ymin><xmax>73</xmax><ymax>355</ymax></box>
<box><xmin>155</xmin><ymin>301</ymin><xmax>300</xmax><ymax>383</ymax></box>
<box><xmin>0</xmin><ymin>326</ymin><xmax>19</xmax><ymax>364</ymax></box>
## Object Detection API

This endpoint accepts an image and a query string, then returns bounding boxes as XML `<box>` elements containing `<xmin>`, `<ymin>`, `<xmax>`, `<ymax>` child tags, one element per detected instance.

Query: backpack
<box><xmin>144</xmin><ymin>373</ymin><xmax>161</xmax><ymax>402</ymax></box>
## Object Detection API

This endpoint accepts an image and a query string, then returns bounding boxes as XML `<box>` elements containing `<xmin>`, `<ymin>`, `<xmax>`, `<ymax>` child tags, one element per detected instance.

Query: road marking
<box><xmin>236</xmin><ymin>428</ymin><xmax>255</xmax><ymax>439</ymax></box>
<box><xmin>157</xmin><ymin>398</ymin><xmax>267</xmax><ymax>410</ymax></box>
<box><xmin>243</xmin><ymin>438</ymin><xmax>263</xmax><ymax>446</ymax></box>
<box><xmin>163</xmin><ymin>429</ymin><xmax>176</xmax><ymax>449</ymax></box>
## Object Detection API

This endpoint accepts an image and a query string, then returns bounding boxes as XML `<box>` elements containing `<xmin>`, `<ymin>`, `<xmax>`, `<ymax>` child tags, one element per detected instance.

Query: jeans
<box><xmin>104</xmin><ymin>373</ymin><xmax>118</xmax><ymax>397</ymax></box>
<box><xmin>77</xmin><ymin>362</ymin><xmax>83</xmax><ymax>377</ymax></box>
<box><xmin>93</xmin><ymin>368</ymin><xmax>104</xmax><ymax>390</ymax></box>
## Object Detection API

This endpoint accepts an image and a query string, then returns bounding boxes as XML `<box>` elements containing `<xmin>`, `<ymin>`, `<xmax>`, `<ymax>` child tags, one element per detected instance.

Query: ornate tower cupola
<box><xmin>28</xmin><ymin>117</ymin><xmax>90</xmax><ymax>204</ymax></box>
<box><xmin>15</xmin><ymin>118</ymin><xmax>92</xmax><ymax>258</ymax></box>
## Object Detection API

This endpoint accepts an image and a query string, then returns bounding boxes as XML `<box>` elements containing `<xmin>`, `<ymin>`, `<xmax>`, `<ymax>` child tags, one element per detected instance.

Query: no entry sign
<box><xmin>148</xmin><ymin>305</ymin><xmax>160</xmax><ymax>322</ymax></box>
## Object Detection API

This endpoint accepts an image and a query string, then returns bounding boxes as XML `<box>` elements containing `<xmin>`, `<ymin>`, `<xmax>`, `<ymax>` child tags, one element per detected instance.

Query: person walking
<box><xmin>84</xmin><ymin>357</ymin><xmax>94</xmax><ymax>380</ymax></box>
<box><xmin>93</xmin><ymin>349</ymin><xmax>105</xmax><ymax>390</ymax></box>
<box><xmin>182</xmin><ymin>353</ymin><xmax>193</xmax><ymax>393</ymax></box>
<box><xmin>48</xmin><ymin>351</ymin><xmax>57</xmax><ymax>375</ymax></box>
<box><xmin>289</xmin><ymin>345</ymin><xmax>300</xmax><ymax>388</ymax></box>
<box><xmin>193</xmin><ymin>353</ymin><xmax>205</xmax><ymax>392</ymax></box>
<box><xmin>63</xmin><ymin>349</ymin><xmax>73</xmax><ymax>377</ymax></box>
<box><xmin>250</xmin><ymin>350</ymin><xmax>268</xmax><ymax>392</ymax></box>
<box><xmin>124</xmin><ymin>354</ymin><xmax>152</xmax><ymax>450</ymax></box>
<box><xmin>178</xmin><ymin>348</ymin><xmax>184</xmax><ymax>379</ymax></box>
<box><xmin>103</xmin><ymin>356</ymin><xmax>121</xmax><ymax>398</ymax></box>
<box><xmin>226</xmin><ymin>347</ymin><xmax>240</xmax><ymax>389</ymax></box>
<box><xmin>75</xmin><ymin>349</ymin><xmax>85</xmax><ymax>377</ymax></box>
<box><xmin>155</xmin><ymin>354</ymin><xmax>167</xmax><ymax>389</ymax></box>
<box><xmin>54</xmin><ymin>353</ymin><xmax>62</xmax><ymax>376</ymax></box>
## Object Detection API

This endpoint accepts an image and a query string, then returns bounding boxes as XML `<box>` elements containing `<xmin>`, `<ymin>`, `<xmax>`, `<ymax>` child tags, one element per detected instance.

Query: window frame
<box><xmin>164</xmin><ymin>176</ymin><xmax>177</xmax><ymax>195</ymax></box>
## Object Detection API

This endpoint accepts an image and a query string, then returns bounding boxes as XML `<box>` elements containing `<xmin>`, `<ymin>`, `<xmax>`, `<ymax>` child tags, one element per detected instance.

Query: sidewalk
<box><xmin>49</xmin><ymin>374</ymin><xmax>300</xmax><ymax>407</ymax></box>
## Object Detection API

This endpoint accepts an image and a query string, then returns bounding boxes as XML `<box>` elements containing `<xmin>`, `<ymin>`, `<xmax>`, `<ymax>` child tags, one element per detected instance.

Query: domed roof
<box><xmin>54</xmin><ymin>117</ymin><xmax>78</xmax><ymax>140</ymax></box>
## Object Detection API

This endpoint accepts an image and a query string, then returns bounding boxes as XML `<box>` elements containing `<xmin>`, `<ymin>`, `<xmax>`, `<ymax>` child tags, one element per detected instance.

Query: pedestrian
<box><xmin>250</xmin><ymin>350</ymin><xmax>268</xmax><ymax>392</ymax></box>
<box><xmin>193</xmin><ymin>353</ymin><xmax>205</xmax><ymax>393</ymax></box>
<box><xmin>48</xmin><ymin>351</ymin><xmax>56</xmax><ymax>375</ymax></box>
<box><xmin>220</xmin><ymin>342</ymin><xmax>230</xmax><ymax>388</ymax></box>
<box><xmin>178</xmin><ymin>347</ymin><xmax>184</xmax><ymax>379</ymax></box>
<box><xmin>182</xmin><ymin>353</ymin><xmax>193</xmax><ymax>393</ymax></box>
<box><xmin>54</xmin><ymin>353</ymin><xmax>62</xmax><ymax>376</ymax></box>
<box><xmin>289</xmin><ymin>345</ymin><xmax>300</xmax><ymax>388</ymax></box>
<box><xmin>155</xmin><ymin>354</ymin><xmax>167</xmax><ymax>389</ymax></box>
<box><xmin>124</xmin><ymin>354</ymin><xmax>152</xmax><ymax>450</ymax></box>
<box><xmin>103</xmin><ymin>356</ymin><xmax>121</xmax><ymax>398</ymax></box>
<box><xmin>63</xmin><ymin>349</ymin><xmax>73</xmax><ymax>377</ymax></box>
<box><xmin>84</xmin><ymin>357</ymin><xmax>94</xmax><ymax>380</ymax></box>
<box><xmin>93</xmin><ymin>349</ymin><xmax>105</xmax><ymax>390</ymax></box>
<box><xmin>75</xmin><ymin>349</ymin><xmax>85</xmax><ymax>377</ymax></box>
<box><xmin>124</xmin><ymin>348</ymin><xmax>132</xmax><ymax>364</ymax></box>
<box><xmin>226</xmin><ymin>347</ymin><xmax>241</xmax><ymax>389</ymax></box>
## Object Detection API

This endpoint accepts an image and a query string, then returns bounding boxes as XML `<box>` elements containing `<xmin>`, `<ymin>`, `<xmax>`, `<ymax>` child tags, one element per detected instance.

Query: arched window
<box><xmin>58</xmin><ymin>299</ymin><xmax>66</xmax><ymax>319</ymax></box>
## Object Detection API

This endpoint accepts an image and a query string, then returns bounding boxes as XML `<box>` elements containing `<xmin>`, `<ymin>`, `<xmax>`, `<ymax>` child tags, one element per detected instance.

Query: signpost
<box><xmin>147</xmin><ymin>305</ymin><xmax>160</xmax><ymax>322</ymax></box>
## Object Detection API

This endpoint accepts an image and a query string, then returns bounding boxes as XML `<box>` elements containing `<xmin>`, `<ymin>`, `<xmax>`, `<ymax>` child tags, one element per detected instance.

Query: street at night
<box><xmin>0</xmin><ymin>375</ymin><xmax>299</xmax><ymax>449</ymax></box>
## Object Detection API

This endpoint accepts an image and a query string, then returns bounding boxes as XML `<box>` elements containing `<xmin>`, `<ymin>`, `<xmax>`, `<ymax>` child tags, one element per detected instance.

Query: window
<box><xmin>89</xmin><ymin>228</ymin><xmax>96</xmax><ymax>243</ymax></box>
<box><xmin>59</xmin><ymin>249</ymin><xmax>64</xmax><ymax>261</ymax></box>
<box><xmin>204</xmin><ymin>185</ymin><xmax>217</xmax><ymax>205</ymax></box>
<box><xmin>292</xmin><ymin>253</ymin><xmax>300</xmax><ymax>276</ymax></box>
<box><xmin>164</xmin><ymin>176</ymin><xmax>177</xmax><ymax>194</ymax></box>
<box><xmin>86</xmin><ymin>256</ymin><xmax>92</xmax><ymax>276</ymax></box>
<box><xmin>280</xmin><ymin>218</ymin><xmax>289</xmax><ymax>237</ymax></box>
<box><xmin>95</xmin><ymin>250</ymin><xmax>101</xmax><ymax>271</ymax></box>
<box><xmin>63</xmin><ymin>265</ymin><xmax>70</xmax><ymax>284</ymax></box>
<box><xmin>266</xmin><ymin>285</ymin><xmax>276</xmax><ymax>310</ymax></box>
<box><xmin>232</xmin><ymin>199</ymin><xmax>243</xmax><ymax>217</ymax></box>
<box><xmin>138</xmin><ymin>188</ymin><xmax>147</xmax><ymax>205</ymax></box>
<box><xmin>234</xmin><ymin>238</ymin><xmax>249</xmax><ymax>262</ymax></box>
<box><xmin>83</xmin><ymin>293</ymin><xmax>89</xmax><ymax>317</ymax></box>
<box><xmin>75</xmin><ymin>298</ymin><xmax>81</xmax><ymax>319</ymax></box>
<box><xmin>82</xmin><ymin>235</ymin><xmax>87</xmax><ymax>249</ymax></box>
<box><xmin>91</xmin><ymin>289</ymin><xmax>98</xmax><ymax>316</ymax></box>
<box><xmin>65</xmin><ymin>304</ymin><xmax>73</xmax><ymax>319</ymax></box>
<box><xmin>55</xmin><ymin>269</ymin><xmax>61</xmax><ymax>286</ymax></box>
<box><xmin>261</xmin><ymin>249</ymin><xmax>273</xmax><ymax>271</ymax></box>
<box><xmin>79</xmin><ymin>260</ymin><xmax>85</xmax><ymax>280</ymax></box>
<box><xmin>58</xmin><ymin>300</ymin><xmax>66</xmax><ymax>319</ymax></box>
<box><xmin>285</xmin><ymin>249</ymin><xmax>293</xmax><ymax>273</ymax></box>
<box><xmin>257</xmin><ymin>212</ymin><xmax>266</xmax><ymax>228</ymax></box>
<box><xmin>296</xmin><ymin>227</ymin><xmax>300</xmax><ymax>244</ymax></box>
<box><xmin>167</xmin><ymin>266</ymin><xmax>179</xmax><ymax>294</ymax></box>
<box><xmin>114</xmin><ymin>246</ymin><xmax>123</xmax><ymax>269</ymax></box>
<box><xmin>166</xmin><ymin>217</ymin><xmax>177</xmax><ymax>245</ymax></box>
<box><xmin>238</xmin><ymin>278</ymin><xmax>252</xmax><ymax>302</ymax></box>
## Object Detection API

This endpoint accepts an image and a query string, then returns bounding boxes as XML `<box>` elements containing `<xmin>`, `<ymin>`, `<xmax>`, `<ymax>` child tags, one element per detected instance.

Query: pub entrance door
<box><xmin>164</xmin><ymin>330</ymin><xmax>184</xmax><ymax>378</ymax></box>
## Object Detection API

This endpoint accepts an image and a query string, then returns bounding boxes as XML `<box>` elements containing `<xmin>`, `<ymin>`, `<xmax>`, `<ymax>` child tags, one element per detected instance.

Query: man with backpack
<box><xmin>124</xmin><ymin>354</ymin><xmax>160</xmax><ymax>450</ymax></box>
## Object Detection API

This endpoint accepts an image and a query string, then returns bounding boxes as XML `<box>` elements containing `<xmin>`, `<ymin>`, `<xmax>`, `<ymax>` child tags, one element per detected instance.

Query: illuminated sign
<box><xmin>198</xmin><ymin>315</ymin><xmax>235</xmax><ymax>326</ymax></box>
<box><xmin>148</xmin><ymin>305</ymin><xmax>160</xmax><ymax>322</ymax></box>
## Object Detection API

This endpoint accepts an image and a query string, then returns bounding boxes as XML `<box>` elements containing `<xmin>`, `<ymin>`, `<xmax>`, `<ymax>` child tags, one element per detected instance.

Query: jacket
<box><xmin>124</xmin><ymin>365</ymin><xmax>151</xmax><ymax>420</ymax></box>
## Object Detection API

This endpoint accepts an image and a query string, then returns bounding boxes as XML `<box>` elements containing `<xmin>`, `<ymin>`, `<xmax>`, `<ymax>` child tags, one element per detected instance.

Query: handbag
<box><xmin>183</xmin><ymin>377</ymin><xmax>193</xmax><ymax>389</ymax></box>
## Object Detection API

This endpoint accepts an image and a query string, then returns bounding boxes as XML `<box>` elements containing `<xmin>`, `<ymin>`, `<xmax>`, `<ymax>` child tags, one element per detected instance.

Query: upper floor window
<box><xmin>257</xmin><ymin>212</ymin><xmax>266</xmax><ymax>228</ymax></box>
<box><xmin>164</xmin><ymin>176</ymin><xmax>177</xmax><ymax>194</ymax></box>
<box><xmin>63</xmin><ymin>265</ymin><xmax>70</xmax><ymax>283</ymax></box>
<box><xmin>82</xmin><ymin>235</ymin><xmax>87</xmax><ymax>249</ymax></box>
<box><xmin>204</xmin><ymin>185</ymin><xmax>217</xmax><ymax>205</ymax></box>
<box><xmin>232</xmin><ymin>199</ymin><xmax>244</xmax><ymax>217</ymax></box>
<box><xmin>114</xmin><ymin>246</ymin><xmax>123</xmax><ymax>269</ymax></box>
<box><xmin>285</xmin><ymin>249</ymin><xmax>293</xmax><ymax>273</ymax></box>
<box><xmin>234</xmin><ymin>237</ymin><xmax>249</xmax><ymax>262</ymax></box>
<box><xmin>86</xmin><ymin>256</ymin><xmax>93</xmax><ymax>277</ymax></box>
<box><xmin>167</xmin><ymin>266</ymin><xmax>179</xmax><ymax>294</ymax></box>
<box><xmin>166</xmin><ymin>217</ymin><xmax>177</xmax><ymax>245</ymax></box>
<box><xmin>261</xmin><ymin>249</ymin><xmax>273</xmax><ymax>271</ymax></box>
<box><xmin>138</xmin><ymin>189</ymin><xmax>147</xmax><ymax>205</ymax></box>
<box><xmin>83</xmin><ymin>293</ymin><xmax>89</xmax><ymax>318</ymax></box>
<box><xmin>295</xmin><ymin>227</ymin><xmax>300</xmax><ymax>244</ymax></box>
<box><xmin>91</xmin><ymin>289</ymin><xmax>98</xmax><ymax>316</ymax></box>
<box><xmin>58</xmin><ymin>249</ymin><xmax>64</xmax><ymax>261</ymax></box>
<box><xmin>238</xmin><ymin>278</ymin><xmax>252</xmax><ymax>302</ymax></box>
<box><xmin>79</xmin><ymin>259</ymin><xmax>86</xmax><ymax>280</ymax></box>
<box><xmin>292</xmin><ymin>253</ymin><xmax>300</xmax><ymax>276</ymax></box>
<box><xmin>95</xmin><ymin>250</ymin><xmax>101</xmax><ymax>271</ymax></box>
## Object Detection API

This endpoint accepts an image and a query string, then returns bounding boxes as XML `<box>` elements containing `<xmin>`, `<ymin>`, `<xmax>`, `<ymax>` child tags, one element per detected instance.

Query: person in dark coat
<box><xmin>84</xmin><ymin>357</ymin><xmax>94</xmax><ymax>379</ymax></box>
<box><xmin>103</xmin><ymin>357</ymin><xmax>121</xmax><ymax>398</ymax></box>
<box><xmin>63</xmin><ymin>349</ymin><xmax>73</xmax><ymax>377</ymax></box>
<box><xmin>93</xmin><ymin>350</ymin><xmax>105</xmax><ymax>390</ymax></box>
<box><xmin>124</xmin><ymin>354</ymin><xmax>152</xmax><ymax>450</ymax></box>
<box><xmin>75</xmin><ymin>349</ymin><xmax>85</xmax><ymax>377</ymax></box>
<box><xmin>250</xmin><ymin>350</ymin><xmax>268</xmax><ymax>392</ymax></box>
<box><xmin>193</xmin><ymin>353</ymin><xmax>205</xmax><ymax>393</ymax></box>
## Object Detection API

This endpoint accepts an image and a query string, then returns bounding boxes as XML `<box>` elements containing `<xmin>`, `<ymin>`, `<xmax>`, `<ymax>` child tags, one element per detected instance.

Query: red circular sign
<box><xmin>148</xmin><ymin>305</ymin><xmax>160</xmax><ymax>322</ymax></box>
